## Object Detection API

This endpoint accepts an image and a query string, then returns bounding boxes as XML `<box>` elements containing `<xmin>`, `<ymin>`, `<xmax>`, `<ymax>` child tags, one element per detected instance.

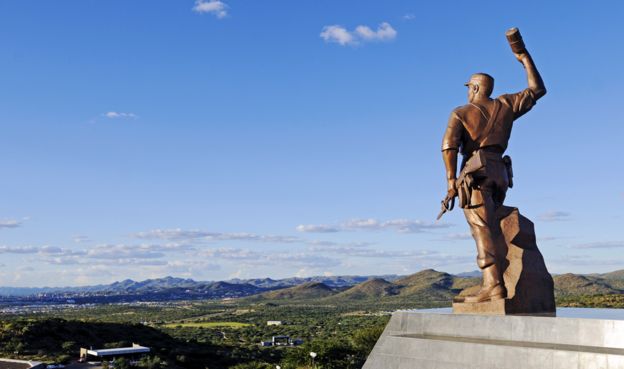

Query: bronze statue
<box><xmin>440</xmin><ymin>28</ymin><xmax>548</xmax><ymax>305</ymax></box>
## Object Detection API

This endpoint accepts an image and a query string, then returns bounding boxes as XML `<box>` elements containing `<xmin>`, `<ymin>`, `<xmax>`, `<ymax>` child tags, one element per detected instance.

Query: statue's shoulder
<box><xmin>451</xmin><ymin>104</ymin><xmax>473</xmax><ymax>120</ymax></box>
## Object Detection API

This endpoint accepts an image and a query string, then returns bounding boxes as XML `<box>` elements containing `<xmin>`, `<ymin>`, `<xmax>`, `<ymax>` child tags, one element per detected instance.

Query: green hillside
<box><xmin>255</xmin><ymin>282</ymin><xmax>337</xmax><ymax>300</ymax></box>
<box><xmin>553</xmin><ymin>274</ymin><xmax>621</xmax><ymax>296</ymax></box>
<box><xmin>329</xmin><ymin>278</ymin><xmax>400</xmax><ymax>301</ymax></box>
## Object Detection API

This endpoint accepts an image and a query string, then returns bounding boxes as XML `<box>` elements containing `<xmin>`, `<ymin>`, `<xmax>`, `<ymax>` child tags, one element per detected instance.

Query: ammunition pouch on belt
<box><xmin>457</xmin><ymin>176</ymin><xmax>472</xmax><ymax>208</ymax></box>
<box><xmin>457</xmin><ymin>150</ymin><xmax>487</xmax><ymax>208</ymax></box>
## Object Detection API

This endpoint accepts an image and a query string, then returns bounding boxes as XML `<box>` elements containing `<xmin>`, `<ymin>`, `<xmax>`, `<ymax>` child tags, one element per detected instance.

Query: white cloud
<box><xmin>269</xmin><ymin>253</ymin><xmax>341</xmax><ymax>268</ymax></box>
<box><xmin>380</xmin><ymin>219</ymin><xmax>448</xmax><ymax>233</ymax></box>
<box><xmin>320</xmin><ymin>22</ymin><xmax>397</xmax><ymax>46</ymax></box>
<box><xmin>402</xmin><ymin>13</ymin><xmax>416</xmax><ymax>21</ymax></box>
<box><xmin>200</xmin><ymin>247</ymin><xmax>341</xmax><ymax>269</ymax></box>
<box><xmin>72</xmin><ymin>235</ymin><xmax>90</xmax><ymax>244</ymax></box>
<box><xmin>192</xmin><ymin>0</ymin><xmax>228</xmax><ymax>18</ymax></box>
<box><xmin>202</xmin><ymin>247</ymin><xmax>261</xmax><ymax>260</ymax></box>
<box><xmin>103</xmin><ymin>111</ymin><xmax>137</xmax><ymax>119</ymax></box>
<box><xmin>537</xmin><ymin>236</ymin><xmax>564</xmax><ymax>242</ymax></box>
<box><xmin>443</xmin><ymin>232</ymin><xmax>473</xmax><ymax>241</ymax></box>
<box><xmin>155</xmin><ymin>260</ymin><xmax>221</xmax><ymax>276</ymax></box>
<box><xmin>320</xmin><ymin>25</ymin><xmax>356</xmax><ymax>46</ymax></box>
<box><xmin>296</xmin><ymin>224</ymin><xmax>340</xmax><ymax>233</ymax></box>
<box><xmin>85</xmin><ymin>243</ymin><xmax>194</xmax><ymax>260</ymax></box>
<box><xmin>307</xmin><ymin>240</ymin><xmax>374</xmax><ymax>248</ymax></box>
<box><xmin>0</xmin><ymin>245</ymin><xmax>81</xmax><ymax>255</ymax></box>
<box><xmin>307</xmin><ymin>242</ymin><xmax>438</xmax><ymax>259</ymax></box>
<box><xmin>20</xmin><ymin>242</ymin><xmax>194</xmax><ymax>267</ymax></box>
<box><xmin>0</xmin><ymin>245</ymin><xmax>39</xmax><ymax>254</ymax></box>
<box><xmin>538</xmin><ymin>211</ymin><xmax>571</xmax><ymax>222</ymax></box>
<box><xmin>355</xmin><ymin>22</ymin><xmax>397</xmax><ymax>41</ymax></box>
<box><xmin>297</xmin><ymin>218</ymin><xmax>451</xmax><ymax>233</ymax></box>
<box><xmin>0</xmin><ymin>219</ymin><xmax>23</xmax><ymax>229</ymax></box>
<box><xmin>550</xmin><ymin>254</ymin><xmax>624</xmax><ymax>268</ymax></box>
<box><xmin>135</xmin><ymin>228</ymin><xmax>300</xmax><ymax>243</ymax></box>
<box><xmin>572</xmin><ymin>241</ymin><xmax>624</xmax><ymax>249</ymax></box>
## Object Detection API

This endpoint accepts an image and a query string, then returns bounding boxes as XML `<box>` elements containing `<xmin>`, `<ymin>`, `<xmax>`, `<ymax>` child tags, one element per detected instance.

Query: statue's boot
<box><xmin>464</xmin><ymin>264</ymin><xmax>507</xmax><ymax>303</ymax></box>
<box><xmin>463</xmin><ymin>284</ymin><xmax>506</xmax><ymax>303</ymax></box>
<box><xmin>452</xmin><ymin>295</ymin><xmax>466</xmax><ymax>303</ymax></box>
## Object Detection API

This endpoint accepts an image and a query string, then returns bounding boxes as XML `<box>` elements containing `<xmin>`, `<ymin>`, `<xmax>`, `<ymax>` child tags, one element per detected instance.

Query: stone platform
<box><xmin>363</xmin><ymin>310</ymin><xmax>624</xmax><ymax>369</ymax></box>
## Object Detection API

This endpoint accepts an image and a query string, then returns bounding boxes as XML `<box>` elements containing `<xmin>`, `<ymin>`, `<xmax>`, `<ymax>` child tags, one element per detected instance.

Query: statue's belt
<box><xmin>457</xmin><ymin>149</ymin><xmax>513</xmax><ymax>208</ymax></box>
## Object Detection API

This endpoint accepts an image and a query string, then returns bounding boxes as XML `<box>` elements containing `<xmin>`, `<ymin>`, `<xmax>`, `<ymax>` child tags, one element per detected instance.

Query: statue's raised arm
<box><xmin>506</xmin><ymin>28</ymin><xmax>547</xmax><ymax>99</ymax></box>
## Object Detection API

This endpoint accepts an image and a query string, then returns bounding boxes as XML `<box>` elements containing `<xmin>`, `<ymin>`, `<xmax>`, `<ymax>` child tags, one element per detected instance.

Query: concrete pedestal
<box><xmin>363</xmin><ymin>310</ymin><xmax>624</xmax><ymax>369</ymax></box>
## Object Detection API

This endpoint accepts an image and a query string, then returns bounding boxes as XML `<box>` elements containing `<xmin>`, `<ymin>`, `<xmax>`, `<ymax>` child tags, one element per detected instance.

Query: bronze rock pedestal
<box><xmin>452</xmin><ymin>206</ymin><xmax>555</xmax><ymax>315</ymax></box>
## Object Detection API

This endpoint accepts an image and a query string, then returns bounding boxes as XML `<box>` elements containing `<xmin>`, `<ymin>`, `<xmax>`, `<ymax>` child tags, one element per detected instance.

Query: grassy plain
<box><xmin>163</xmin><ymin>321</ymin><xmax>251</xmax><ymax>328</ymax></box>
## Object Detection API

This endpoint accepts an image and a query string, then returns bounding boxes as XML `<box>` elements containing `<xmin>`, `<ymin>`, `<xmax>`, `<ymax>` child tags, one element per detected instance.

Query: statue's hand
<box><xmin>447</xmin><ymin>178</ymin><xmax>457</xmax><ymax>198</ymax></box>
<box><xmin>514</xmin><ymin>51</ymin><xmax>529</xmax><ymax>64</ymax></box>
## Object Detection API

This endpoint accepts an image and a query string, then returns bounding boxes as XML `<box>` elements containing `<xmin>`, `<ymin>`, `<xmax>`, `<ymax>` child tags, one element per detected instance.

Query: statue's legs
<box><xmin>462</xmin><ymin>159</ymin><xmax>509</xmax><ymax>303</ymax></box>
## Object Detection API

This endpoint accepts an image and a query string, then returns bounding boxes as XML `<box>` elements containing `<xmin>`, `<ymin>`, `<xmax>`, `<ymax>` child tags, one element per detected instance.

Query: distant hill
<box><xmin>553</xmin><ymin>274</ymin><xmax>621</xmax><ymax>296</ymax></box>
<box><xmin>394</xmin><ymin>269</ymin><xmax>462</xmax><ymax>301</ymax></box>
<box><xmin>102</xmin><ymin>276</ymin><xmax>199</xmax><ymax>293</ymax></box>
<box><xmin>227</xmin><ymin>275</ymin><xmax>400</xmax><ymax>289</ymax></box>
<box><xmin>394</xmin><ymin>269</ymin><xmax>454</xmax><ymax>290</ymax></box>
<box><xmin>601</xmin><ymin>270</ymin><xmax>624</xmax><ymax>280</ymax></box>
<box><xmin>321</xmin><ymin>270</ymin><xmax>474</xmax><ymax>305</ymax></box>
<box><xmin>257</xmin><ymin>282</ymin><xmax>337</xmax><ymax>300</ymax></box>
<box><xmin>455</xmin><ymin>270</ymin><xmax>481</xmax><ymax>278</ymax></box>
<box><xmin>330</xmin><ymin>278</ymin><xmax>400</xmax><ymax>301</ymax></box>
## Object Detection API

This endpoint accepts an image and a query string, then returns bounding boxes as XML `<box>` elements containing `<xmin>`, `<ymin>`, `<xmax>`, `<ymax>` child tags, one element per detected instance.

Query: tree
<box><xmin>352</xmin><ymin>325</ymin><xmax>384</xmax><ymax>356</ymax></box>
<box><xmin>138</xmin><ymin>355</ymin><xmax>166</xmax><ymax>369</ymax></box>
<box><xmin>115</xmin><ymin>357</ymin><xmax>130</xmax><ymax>369</ymax></box>
<box><xmin>61</xmin><ymin>341</ymin><xmax>77</xmax><ymax>353</ymax></box>
<box><xmin>281</xmin><ymin>339</ymin><xmax>360</xmax><ymax>369</ymax></box>
<box><xmin>229</xmin><ymin>362</ymin><xmax>273</xmax><ymax>369</ymax></box>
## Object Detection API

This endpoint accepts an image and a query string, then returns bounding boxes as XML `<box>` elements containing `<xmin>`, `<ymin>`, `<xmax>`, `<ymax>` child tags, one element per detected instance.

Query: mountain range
<box><xmin>1</xmin><ymin>269</ymin><xmax>624</xmax><ymax>304</ymax></box>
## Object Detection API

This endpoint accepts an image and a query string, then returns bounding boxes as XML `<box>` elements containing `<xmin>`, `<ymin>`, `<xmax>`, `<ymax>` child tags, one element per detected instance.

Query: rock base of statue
<box><xmin>362</xmin><ymin>310</ymin><xmax>624</xmax><ymax>369</ymax></box>
<box><xmin>452</xmin><ymin>206</ymin><xmax>555</xmax><ymax>315</ymax></box>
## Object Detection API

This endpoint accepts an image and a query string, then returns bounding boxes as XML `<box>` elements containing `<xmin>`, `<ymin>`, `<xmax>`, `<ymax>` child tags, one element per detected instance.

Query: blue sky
<box><xmin>0</xmin><ymin>1</ymin><xmax>623</xmax><ymax>286</ymax></box>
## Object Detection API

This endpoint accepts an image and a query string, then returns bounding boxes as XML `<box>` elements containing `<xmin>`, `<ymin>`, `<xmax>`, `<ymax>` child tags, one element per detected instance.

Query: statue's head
<box><xmin>465</xmin><ymin>73</ymin><xmax>494</xmax><ymax>102</ymax></box>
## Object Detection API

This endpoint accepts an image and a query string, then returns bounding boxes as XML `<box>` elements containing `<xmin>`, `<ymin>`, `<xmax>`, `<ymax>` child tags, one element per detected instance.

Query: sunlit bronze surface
<box><xmin>440</xmin><ymin>28</ymin><xmax>554</xmax><ymax>314</ymax></box>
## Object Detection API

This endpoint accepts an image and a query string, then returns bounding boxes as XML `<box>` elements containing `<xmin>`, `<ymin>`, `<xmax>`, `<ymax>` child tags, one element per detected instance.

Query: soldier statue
<box><xmin>439</xmin><ymin>28</ymin><xmax>547</xmax><ymax>303</ymax></box>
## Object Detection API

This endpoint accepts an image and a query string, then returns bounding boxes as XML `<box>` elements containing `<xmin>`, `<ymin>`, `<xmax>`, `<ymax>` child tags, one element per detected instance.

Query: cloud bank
<box><xmin>0</xmin><ymin>219</ymin><xmax>22</xmax><ymax>229</ymax></box>
<box><xmin>297</xmin><ymin>218</ymin><xmax>451</xmax><ymax>233</ymax></box>
<box><xmin>538</xmin><ymin>211</ymin><xmax>571</xmax><ymax>222</ymax></box>
<box><xmin>103</xmin><ymin>111</ymin><xmax>137</xmax><ymax>119</ymax></box>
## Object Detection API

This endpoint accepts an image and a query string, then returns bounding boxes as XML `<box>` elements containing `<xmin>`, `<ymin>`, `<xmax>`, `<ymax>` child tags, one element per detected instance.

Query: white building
<box><xmin>79</xmin><ymin>343</ymin><xmax>150</xmax><ymax>361</ymax></box>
